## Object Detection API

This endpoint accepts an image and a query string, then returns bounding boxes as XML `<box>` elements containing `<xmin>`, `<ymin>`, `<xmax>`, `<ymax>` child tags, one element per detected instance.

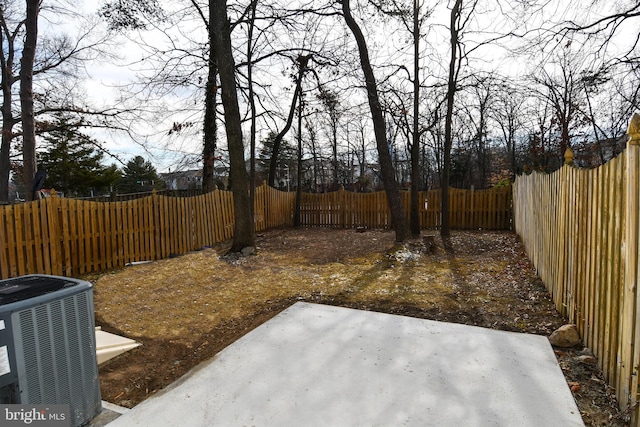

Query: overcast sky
<box><xmin>67</xmin><ymin>0</ymin><xmax>634</xmax><ymax>173</ymax></box>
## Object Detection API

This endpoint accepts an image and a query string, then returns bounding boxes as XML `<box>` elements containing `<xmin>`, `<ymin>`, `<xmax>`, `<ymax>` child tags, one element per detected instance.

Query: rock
<box><xmin>549</xmin><ymin>324</ymin><xmax>581</xmax><ymax>347</ymax></box>
<box><xmin>241</xmin><ymin>246</ymin><xmax>256</xmax><ymax>257</ymax></box>
<box><xmin>356</xmin><ymin>226</ymin><xmax>367</xmax><ymax>233</ymax></box>
<box><xmin>576</xmin><ymin>354</ymin><xmax>596</xmax><ymax>364</ymax></box>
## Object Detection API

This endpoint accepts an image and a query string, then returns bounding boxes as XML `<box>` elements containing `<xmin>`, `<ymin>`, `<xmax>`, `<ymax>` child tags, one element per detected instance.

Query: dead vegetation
<box><xmin>86</xmin><ymin>228</ymin><xmax>625</xmax><ymax>426</ymax></box>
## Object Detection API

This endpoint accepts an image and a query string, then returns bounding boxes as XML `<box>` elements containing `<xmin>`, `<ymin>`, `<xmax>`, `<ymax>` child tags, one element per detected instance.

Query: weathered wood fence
<box><xmin>0</xmin><ymin>184</ymin><xmax>292</xmax><ymax>279</ymax></box>
<box><xmin>513</xmin><ymin>113</ymin><xmax>640</xmax><ymax>426</ymax></box>
<box><xmin>300</xmin><ymin>186</ymin><xmax>511</xmax><ymax>230</ymax></box>
<box><xmin>0</xmin><ymin>182</ymin><xmax>511</xmax><ymax>280</ymax></box>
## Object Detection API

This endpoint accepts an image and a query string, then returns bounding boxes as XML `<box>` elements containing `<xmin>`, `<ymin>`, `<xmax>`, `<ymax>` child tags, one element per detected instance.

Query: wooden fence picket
<box><xmin>0</xmin><ymin>185</ymin><xmax>511</xmax><ymax>280</ymax></box>
<box><xmin>513</xmin><ymin>114</ymin><xmax>640</xmax><ymax>426</ymax></box>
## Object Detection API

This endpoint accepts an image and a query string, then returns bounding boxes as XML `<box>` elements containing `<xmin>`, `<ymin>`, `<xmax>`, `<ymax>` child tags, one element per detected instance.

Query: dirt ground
<box><xmin>85</xmin><ymin>228</ymin><xmax>626</xmax><ymax>426</ymax></box>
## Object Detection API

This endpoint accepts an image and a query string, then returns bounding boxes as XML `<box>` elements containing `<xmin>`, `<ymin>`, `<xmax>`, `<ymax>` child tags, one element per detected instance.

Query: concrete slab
<box><xmin>105</xmin><ymin>302</ymin><xmax>584</xmax><ymax>427</ymax></box>
<box><xmin>87</xmin><ymin>402</ymin><xmax>129</xmax><ymax>427</ymax></box>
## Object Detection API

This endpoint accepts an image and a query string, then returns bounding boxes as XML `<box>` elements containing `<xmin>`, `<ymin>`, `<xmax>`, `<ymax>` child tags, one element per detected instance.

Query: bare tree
<box><xmin>368</xmin><ymin>0</ymin><xmax>433</xmax><ymax>234</ymax></box>
<box><xmin>409</xmin><ymin>0</ymin><xmax>422</xmax><ymax>235</ymax></box>
<box><xmin>441</xmin><ymin>0</ymin><xmax>464</xmax><ymax>237</ymax></box>
<box><xmin>440</xmin><ymin>0</ymin><xmax>515</xmax><ymax>234</ymax></box>
<box><xmin>493</xmin><ymin>82</ymin><xmax>525</xmax><ymax>179</ymax></box>
<box><xmin>268</xmin><ymin>54</ymin><xmax>310</xmax><ymax>187</ymax></box>
<box><xmin>20</xmin><ymin>0</ymin><xmax>39</xmax><ymax>201</ymax></box>
<box><xmin>317</xmin><ymin>85</ymin><xmax>341</xmax><ymax>188</ymax></box>
<box><xmin>202</xmin><ymin>1</ymin><xmax>219</xmax><ymax>193</ymax></box>
<box><xmin>352</xmin><ymin>112</ymin><xmax>371</xmax><ymax>183</ymax></box>
<box><xmin>341</xmin><ymin>0</ymin><xmax>409</xmax><ymax>241</ymax></box>
<box><xmin>576</xmin><ymin>68</ymin><xmax>632</xmax><ymax>165</ymax></box>
<box><xmin>0</xmin><ymin>1</ymin><xmax>116</xmax><ymax>202</ymax></box>
<box><xmin>459</xmin><ymin>74</ymin><xmax>496</xmax><ymax>189</ymax></box>
<box><xmin>211</xmin><ymin>0</ymin><xmax>254</xmax><ymax>252</ymax></box>
<box><xmin>303</xmin><ymin>117</ymin><xmax>322</xmax><ymax>191</ymax></box>
<box><xmin>529</xmin><ymin>45</ymin><xmax>591</xmax><ymax>169</ymax></box>
<box><xmin>0</xmin><ymin>1</ymin><xmax>20</xmax><ymax>202</ymax></box>
<box><xmin>294</xmin><ymin>68</ymin><xmax>304</xmax><ymax>226</ymax></box>
<box><xmin>561</xmin><ymin>1</ymin><xmax>640</xmax><ymax>68</ymax></box>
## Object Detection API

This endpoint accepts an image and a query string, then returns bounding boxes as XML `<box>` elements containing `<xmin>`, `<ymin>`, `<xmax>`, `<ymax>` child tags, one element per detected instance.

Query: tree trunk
<box><xmin>306</xmin><ymin>120</ymin><xmax>319</xmax><ymax>191</ymax></box>
<box><xmin>442</xmin><ymin>0</ymin><xmax>462</xmax><ymax>237</ymax></box>
<box><xmin>342</xmin><ymin>0</ymin><xmax>409</xmax><ymax>242</ymax></box>
<box><xmin>247</xmin><ymin>0</ymin><xmax>257</xmax><ymax>227</ymax></box>
<box><xmin>410</xmin><ymin>0</ymin><xmax>421</xmax><ymax>236</ymax></box>
<box><xmin>294</xmin><ymin>78</ymin><xmax>303</xmax><ymax>227</ymax></box>
<box><xmin>202</xmin><ymin>31</ymin><xmax>218</xmax><ymax>193</ymax></box>
<box><xmin>0</xmin><ymin>5</ymin><xmax>16</xmax><ymax>203</ymax></box>
<box><xmin>0</xmin><ymin>75</ymin><xmax>14</xmax><ymax>203</ymax></box>
<box><xmin>20</xmin><ymin>0</ymin><xmax>39</xmax><ymax>202</ymax></box>
<box><xmin>211</xmin><ymin>0</ymin><xmax>254</xmax><ymax>252</ymax></box>
<box><xmin>332</xmin><ymin>123</ymin><xmax>338</xmax><ymax>188</ymax></box>
<box><xmin>0</xmin><ymin>118</ymin><xmax>13</xmax><ymax>203</ymax></box>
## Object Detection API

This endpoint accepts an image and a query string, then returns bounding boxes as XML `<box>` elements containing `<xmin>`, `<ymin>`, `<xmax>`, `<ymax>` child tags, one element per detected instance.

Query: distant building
<box><xmin>160</xmin><ymin>167</ymin><xmax>229</xmax><ymax>191</ymax></box>
<box><xmin>160</xmin><ymin>170</ymin><xmax>203</xmax><ymax>190</ymax></box>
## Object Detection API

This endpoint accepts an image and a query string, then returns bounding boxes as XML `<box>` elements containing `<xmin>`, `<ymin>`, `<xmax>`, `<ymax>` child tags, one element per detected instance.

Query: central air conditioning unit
<box><xmin>0</xmin><ymin>275</ymin><xmax>102</xmax><ymax>426</ymax></box>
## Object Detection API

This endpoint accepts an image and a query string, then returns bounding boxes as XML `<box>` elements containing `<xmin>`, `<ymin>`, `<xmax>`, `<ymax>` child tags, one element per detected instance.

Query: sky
<box><xmin>55</xmin><ymin>0</ymin><xmax>635</xmax><ymax>173</ymax></box>
<box><xmin>59</xmin><ymin>0</ymin><xmax>194</xmax><ymax>173</ymax></box>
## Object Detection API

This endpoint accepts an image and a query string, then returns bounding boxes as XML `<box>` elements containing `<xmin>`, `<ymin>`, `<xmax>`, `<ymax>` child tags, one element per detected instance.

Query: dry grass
<box><xmin>86</xmin><ymin>228</ymin><xmax>625</xmax><ymax>426</ymax></box>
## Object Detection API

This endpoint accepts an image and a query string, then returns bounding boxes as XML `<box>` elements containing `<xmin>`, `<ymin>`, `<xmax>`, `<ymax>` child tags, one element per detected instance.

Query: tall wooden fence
<box><xmin>513</xmin><ymin>113</ymin><xmax>640</xmax><ymax>426</ymax></box>
<box><xmin>0</xmin><ymin>182</ymin><xmax>511</xmax><ymax>280</ymax></box>
<box><xmin>299</xmin><ymin>186</ymin><xmax>511</xmax><ymax>230</ymax></box>
<box><xmin>0</xmin><ymin>183</ymin><xmax>294</xmax><ymax>279</ymax></box>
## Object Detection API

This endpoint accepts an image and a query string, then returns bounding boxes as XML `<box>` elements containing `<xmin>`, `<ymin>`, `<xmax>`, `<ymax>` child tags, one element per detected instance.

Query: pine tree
<box><xmin>257</xmin><ymin>132</ymin><xmax>295</xmax><ymax>185</ymax></box>
<box><xmin>119</xmin><ymin>156</ymin><xmax>163</xmax><ymax>193</ymax></box>
<box><xmin>38</xmin><ymin>124</ymin><xmax>121</xmax><ymax>197</ymax></box>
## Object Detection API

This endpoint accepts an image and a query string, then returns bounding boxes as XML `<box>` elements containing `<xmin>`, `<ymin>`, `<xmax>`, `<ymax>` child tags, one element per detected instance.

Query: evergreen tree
<box><xmin>118</xmin><ymin>156</ymin><xmax>163</xmax><ymax>193</ymax></box>
<box><xmin>257</xmin><ymin>132</ymin><xmax>296</xmax><ymax>187</ymax></box>
<box><xmin>38</xmin><ymin>124</ymin><xmax>121</xmax><ymax>197</ymax></box>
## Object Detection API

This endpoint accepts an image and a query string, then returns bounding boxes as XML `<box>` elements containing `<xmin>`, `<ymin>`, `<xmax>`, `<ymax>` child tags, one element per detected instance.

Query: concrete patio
<box><xmin>102</xmin><ymin>302</ymin><xmax>584</xmax><ymax>426</ymax></box>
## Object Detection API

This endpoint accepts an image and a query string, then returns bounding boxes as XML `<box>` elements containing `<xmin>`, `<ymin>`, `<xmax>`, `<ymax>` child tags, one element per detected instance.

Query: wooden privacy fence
<box><xmin>0</xmin><ymin>183</ymin><xmax>294</xmax><ymax>279</ymax></box>
<box><xmin>513</xmin><ymin>113</ymin><xmax>640</xmax><ymax>426</ymax></box>
<box><xmin>299</xmin><ymin>186</ymin><xmax>511</xmax><ymax>230</ymax></box>
<box><xmin>0</xmin><ymin>182</ymin><xmax>511</xmax><ymax>280</ymax></box>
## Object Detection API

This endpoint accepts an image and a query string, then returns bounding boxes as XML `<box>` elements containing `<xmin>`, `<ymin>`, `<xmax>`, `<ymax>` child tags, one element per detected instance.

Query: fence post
<box><xmin>564</xmin><ymin>147</ymin><xmax>574</xmax><ymax>166</ymax></box>
<box><xmin>621</xmin><ymin>113</ymin><xmax>640</xmax><ymax>424</ymax></box>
